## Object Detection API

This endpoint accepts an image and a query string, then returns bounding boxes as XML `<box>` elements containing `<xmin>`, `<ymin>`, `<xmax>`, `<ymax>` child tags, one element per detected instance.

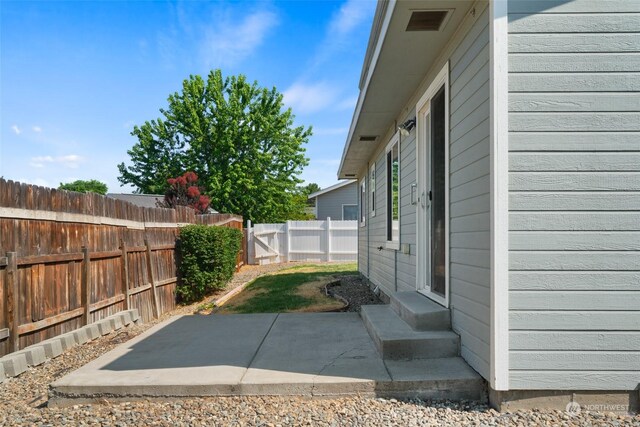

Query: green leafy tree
<box><xmin>300</xmin><ymin>182</ymin><xmax>321</xmax><ymax>207</ymax></box>
<box><xmin>118</xmin><ymin>69</ymin><xmax>311</xmax><ymax>223</ymax></box>
<box><xmin>58</xmin><ymin>179</ymin><xmax>108</xmax><ymax>195</ymax></box>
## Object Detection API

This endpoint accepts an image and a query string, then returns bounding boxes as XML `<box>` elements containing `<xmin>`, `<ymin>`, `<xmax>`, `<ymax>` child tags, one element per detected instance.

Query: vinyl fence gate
<box><xmin>246</xmin><ymin>219</ymin><xmax>358</xmax><ymax>265</ymax></box>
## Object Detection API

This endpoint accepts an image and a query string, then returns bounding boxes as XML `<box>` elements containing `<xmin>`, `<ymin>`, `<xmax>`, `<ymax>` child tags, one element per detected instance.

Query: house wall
<box><xmin>316</xmin><ymin>182</ymin><xmax>358</xmax><ymax>220</ymax></box>
<box><xmin>507</xmin><ymin>0</ymin><xmax>640</xmax><ymax>390</ymax></box>
<box><xmin>448</xmin><ymin>3</ymin><xmax>491</xmax><ymax>379</ymax></box>
<box><xmin>358</xmin><ymin>2</ymin><xmax>492</xmax><ymax>380</ymax></box>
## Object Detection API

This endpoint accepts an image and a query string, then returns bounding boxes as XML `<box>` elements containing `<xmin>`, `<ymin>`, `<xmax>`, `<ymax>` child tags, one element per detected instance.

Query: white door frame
<box><xmin>416</xmin><ymin>62</ymin><xmax>450</xmax><ymax>308</ymax></box>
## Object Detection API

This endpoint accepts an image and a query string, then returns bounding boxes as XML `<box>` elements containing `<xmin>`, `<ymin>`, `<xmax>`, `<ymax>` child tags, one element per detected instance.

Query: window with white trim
<box><xmin>359</xmin><ymin>178</ymin><xmax>366</xmax><ymax>226</ymax></box>
<box><xmin>370</xmin><ymin>163</ymin><xmax>376</xmax><ymax>217</ymax></box>
<box><xmin>386</xmin><ymin>135</ymin><xmax>400</xmax><ymax>244</ymax></box>
<box><xmin>342</xmin><ymin>204</ymin><xmax>358</xmax><ymax>221</ymax></box>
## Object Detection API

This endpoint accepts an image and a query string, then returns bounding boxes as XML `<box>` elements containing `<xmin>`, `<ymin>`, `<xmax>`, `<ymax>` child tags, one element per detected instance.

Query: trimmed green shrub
<box><xmin>177</xmin><ymin>224</ymin><xmax>243</xmax><ymax>303</ymax></box>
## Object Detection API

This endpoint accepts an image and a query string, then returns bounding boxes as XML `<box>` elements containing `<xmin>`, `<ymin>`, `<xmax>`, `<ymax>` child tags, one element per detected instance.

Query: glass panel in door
<box><xmin>430</xmin><ymin>86</ymin><xmax>446</xmax><ymax>297</ymax></box>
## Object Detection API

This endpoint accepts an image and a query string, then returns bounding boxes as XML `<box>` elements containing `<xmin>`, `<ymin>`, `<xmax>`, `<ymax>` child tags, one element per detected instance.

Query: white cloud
<box><xmin>337</xmin><ymin>95</ymin><xmax>358</xmax><ymax>111</ymax></box>
<box><xmin>32</xmin><ymin>126</ymin><xmax>42</xmax><ymax>133</ymax></box>
<box><xmin>30</xmin><ymin>154</ymin><xmax>83</xmax><ymax>169</ymax></box>
<box><xmin>283</xmin><ymin>82</ymin><xmax>340</xmax><ymax>115</ymax></box>
<box><xmin>297</xmin><ymin>0</ymin><xmax>375</xmax><ymax>80</ymax></box>
<box><xmin>11</xmin><ymin>125</ymin><xmax>21</xmax><ymax>135</ymax></box>
<box><xmin>329</xmin><ymin>0</ymin><xmax>374</xmax><ymax>36</ymax></box>
<box><xmin>201</xmin><ymin>9</ymin><xmax>279</xmax><ymax>68</ymax></box>
<box><xmin>18</xmin><ymin>177</ymin><xmax>50</xmax><ymax>188</ymax></box>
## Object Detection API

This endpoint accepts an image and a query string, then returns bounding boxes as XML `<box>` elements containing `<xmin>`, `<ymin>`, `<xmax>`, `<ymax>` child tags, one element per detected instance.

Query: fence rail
<box><xmin>0</xmin><ymin>179</ymin><xmax>243</xmax><ymax>357</ymax></box>
<box><xmin>247</xmin><ymin>218</ymin><xmax>357</xmax><ymax>265</ymax></box>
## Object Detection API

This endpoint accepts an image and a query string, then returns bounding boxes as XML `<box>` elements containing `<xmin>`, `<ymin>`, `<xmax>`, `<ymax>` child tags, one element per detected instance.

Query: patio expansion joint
<box><xmin>240</xmin><ymin>313</ymin><xmax>280</xmax><ymax>384</ymax></box>
<box><xmin>310</xmin><ymin>342</ymin><xmax>373</xmax><ymax>396</ymax></box>
<box><xmin>381</xmin><ymin>359</ymin><xmax>394</xmax><ymax>382</ymax></box>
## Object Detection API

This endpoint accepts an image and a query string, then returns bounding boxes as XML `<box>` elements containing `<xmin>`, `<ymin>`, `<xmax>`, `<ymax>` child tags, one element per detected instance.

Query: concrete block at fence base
<box><xmin>130</xmin><ymin>309</ymin><xmax>142</xmax><ymax>323</ymax></box>
<box><xmin>57</xmin><ymin>333</ymin><xmax>77</xmax><ymax>351</ymax></box>
<box><xmin>0</xmin><ymin>361</ymin><xmax>4</xmax><ymax>381</ymax></box>
<box><xmin>0</xmin><ymin>353</ymin><xmax>28</xmax><ymax>377</ymax></box>
<box><xmin>120</xmin><ymin>311</ymin><xmax>134</xmax><ymax>326</ymax></box>
<box><xmin>84</xmin><ymin>324</ymin><xmax>100</xmax><ymax>340</ymax></box>
<box><xmin>37</xmin><ymin>339</ymin><xmax>64</xmax><ymax>359</ymax></box>
<box><xmin>97</xmin><ymin>319</ymin><xmax>113</xmax><ymax>336</ymax></box>
<box><xmin>70</xmin><ymin>328</ymin><xmax>89</xmax><ymax>345</ymax></box>
<box><xmin>109</xmin><ymin>315</ymin><xmax>123</xmax><ymax>331</ymax></box>
<box><xmin>16</xmin><ymin>346</ymin><xmax>46</xmax><ymax>367</ymax></box>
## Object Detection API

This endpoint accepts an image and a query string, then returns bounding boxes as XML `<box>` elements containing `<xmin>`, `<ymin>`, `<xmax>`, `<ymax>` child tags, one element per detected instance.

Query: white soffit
<box><xmin>339</xmin><ymin>0</ymin><xmax>474</xmax><ymax>179</ymax></box>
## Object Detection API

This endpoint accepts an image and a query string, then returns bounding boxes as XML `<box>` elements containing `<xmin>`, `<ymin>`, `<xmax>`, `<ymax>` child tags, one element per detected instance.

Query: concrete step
<box><xmin>361</xmin><ymin>305</ymin><xmax>459</xmax><ymax>360</ymax></box>
<box><xmin>390</xmin><ymin>292</ymin><xmax>450</xmax><ymax>331</ymax></box>
<box><xmin>380</xmin><ymin>356</ymin><xmax>486</xmax><ymax>401</ymax></box>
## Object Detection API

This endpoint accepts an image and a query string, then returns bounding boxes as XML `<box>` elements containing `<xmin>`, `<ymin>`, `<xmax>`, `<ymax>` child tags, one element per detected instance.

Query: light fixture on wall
<box><xmin>398</xmin><ymin>118</ymin><xmax>416</xmax><ymax>137</ymax></box>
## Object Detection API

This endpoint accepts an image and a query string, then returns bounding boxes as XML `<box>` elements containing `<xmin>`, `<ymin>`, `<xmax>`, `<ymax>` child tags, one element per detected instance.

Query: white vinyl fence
<box><xmin>246</xmin><ymin>219</ymin><xmax>358</xmax><ymax>265</ymax></box>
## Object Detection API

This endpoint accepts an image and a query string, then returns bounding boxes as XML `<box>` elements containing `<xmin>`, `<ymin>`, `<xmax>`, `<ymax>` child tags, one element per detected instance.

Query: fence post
<box><xmin>6</xmin><ymin>252</ymin><xmax>19</xmax><ymax>353</ymax></box>
<box><xmin>120</xmin><ymin>239</ymin><xmax>130</xmax><ymax>310</ymax></box>
<box><xmin>285</xmin><ymin>220</ymin><xmax>291</xmax><ymax>262</ymax></box>
<box><xmin>144</xmin><ymin>239</ymin><xmax>160</xmax><ymax>319</ymax></box>
<box><xmin>326</xmin><ymin>217</ymin><xmax>332</xmax><ymax>262</ymax></box>
<box><xmin>81</xmin><ymin>247</ymin><xmax>91</xmax><ymax>325</ymax></box>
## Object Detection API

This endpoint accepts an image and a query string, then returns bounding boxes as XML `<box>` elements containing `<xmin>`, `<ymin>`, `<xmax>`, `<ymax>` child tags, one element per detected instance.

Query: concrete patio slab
<box><xmin>50</xmin><ymin>314</ymin><xmax>278</xmax><ymax>400</ymax></box>
<box><xmin>240</xmin><ymin>313</ymin><xmax>389</xmax><ymax>396</ymax></box>
<box><xmin>50</xmin><ymin>313</ymin><xmax>485</xmax><ymax>405</ymax></box>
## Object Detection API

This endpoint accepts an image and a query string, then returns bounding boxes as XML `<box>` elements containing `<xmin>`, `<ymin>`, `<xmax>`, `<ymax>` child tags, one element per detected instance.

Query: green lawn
<box><xmin>217</xmin><ymin>263</ymin><xmax>358</xmax><ymax>314</ymax></box>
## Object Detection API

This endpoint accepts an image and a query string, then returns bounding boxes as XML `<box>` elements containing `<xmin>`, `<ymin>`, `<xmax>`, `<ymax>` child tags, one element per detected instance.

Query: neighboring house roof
<box><xmin>107</xmin><ymin>193</ymin><xmax>220</xmax><ymax>213</ymax></box>
<box><xmin>106</xmin><ymin>193</ymin><xmax>163</xmax><ymax>208</ymax></box>
<box><xmin>338</xmin><ymin>0</ymin><xmax>475</xmax><ymax>178</ymax></box>
<box><xmin>307</xmin><ymin>180</ymin><xmax>357</xmax><ymax>200</ymax></box>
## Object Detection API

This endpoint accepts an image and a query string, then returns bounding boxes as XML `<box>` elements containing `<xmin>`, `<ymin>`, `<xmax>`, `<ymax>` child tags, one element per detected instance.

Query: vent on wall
<box><xmin>406</xmin><ymin>10</ymin><xmax>449</xmax><ymax>31</ymax></box>
<box><xmin>359</xmin><ymin>135</ymin><xmax>378</xmax><ymax>142</ymax></box>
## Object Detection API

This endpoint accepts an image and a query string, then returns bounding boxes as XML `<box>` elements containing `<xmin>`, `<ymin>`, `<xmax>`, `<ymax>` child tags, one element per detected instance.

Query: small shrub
<box><xmin>177</xmin><ymin>224</ymin><xmax>242</xmax><ymax>303</ymax></box>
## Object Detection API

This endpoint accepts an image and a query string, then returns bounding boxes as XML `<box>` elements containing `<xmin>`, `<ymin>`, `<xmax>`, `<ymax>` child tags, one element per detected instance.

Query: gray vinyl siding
<box><xmin>507</xmin><ymin>0</ymin><xmax>640</xmax><ymax>390</ymax></box>
<box><xmin>315</xmin><ymin>182</ymin><xmax>358</xmax><ymax>220</ymax></box>
<box><xmin>363</xmin><ymin>150</ymin><xmax>398</xmax><ymax>294</ymax></box>
<box><xmin>397</xmin><ymin>120</ymin><xmax>417</xmax><ymax>292</ymax></box>
<box><xmin>357</xmin><ymin>109</ymin><xmax>418</xmax><ymax>296</ymax></box>
<box><xmin>448</xmin><ymin>5</ymin><xmax>491</xmax><ymax>381</ymax></box>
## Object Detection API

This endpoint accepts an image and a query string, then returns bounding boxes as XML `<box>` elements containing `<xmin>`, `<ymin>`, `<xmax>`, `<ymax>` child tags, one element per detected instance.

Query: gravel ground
<box><xmin>1</xmin><ymin>263</ymin><xmax>638</xmax><ymax>426</ymax></box>
<box><xmin>327</xmin><ymin>274</ymin><xmax>383</xmax><ymax>312</ymax></box>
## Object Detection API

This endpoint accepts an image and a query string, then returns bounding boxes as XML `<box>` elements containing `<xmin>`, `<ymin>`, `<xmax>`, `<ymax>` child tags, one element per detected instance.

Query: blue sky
<box><xmin>0</xmin><ymin>0</ymin><xmax>375</xmax><ymax>192</ymax></box>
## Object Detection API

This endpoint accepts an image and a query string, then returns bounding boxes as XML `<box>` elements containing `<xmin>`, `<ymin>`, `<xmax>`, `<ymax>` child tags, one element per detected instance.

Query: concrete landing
<box><xmin>50</xmin><ymin>313</ymin><xmax>484</xmax><ymax>405</ymax></box>
<box><xmin>390</xmin><ymin>292</ymin><xmax>451</xmax><ymax>331</ymax></box>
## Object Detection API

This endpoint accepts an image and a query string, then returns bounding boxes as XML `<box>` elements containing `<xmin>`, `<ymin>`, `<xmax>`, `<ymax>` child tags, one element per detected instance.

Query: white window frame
<box><xmin>416</xmin><ymin>61</ymin><xmax>449</xmax><ymax>308</ymax></box>
<box><xmin>359</xmin><ymin>178</ymin><xmax>366</xmax><ymax>226</ymax></box>
<box><xmin>385</xmin><ymin>132</ymin><xmax>400</xmax><ymax>250</ymax></box>
<box><xmin>370</xmin><ymin>163</ymin><xmax>376</xmax><ymax>217</ymax></box>
<box><xmin>342</xmin><ymin>204</ymin><xmax>358</xmax><ymax>221</ymax></box>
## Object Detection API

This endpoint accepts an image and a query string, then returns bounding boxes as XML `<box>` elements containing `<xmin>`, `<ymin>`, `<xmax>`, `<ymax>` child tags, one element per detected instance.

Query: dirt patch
<box><xmin>289</xmin><ymin>277</ymin><xmax>347</xmax><ymax>312</ymax></box>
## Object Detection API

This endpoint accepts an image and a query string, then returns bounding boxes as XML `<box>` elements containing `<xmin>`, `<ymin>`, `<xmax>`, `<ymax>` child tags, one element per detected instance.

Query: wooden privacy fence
<box><xmin>246</xmin><ymin>218</ymin><xmax>358</xmax><ymax>265</ymax></box>
<box><xmin>0</xmin><ymin>179</ymin><xmax>243</xmax><ymax>357</ymax></box>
